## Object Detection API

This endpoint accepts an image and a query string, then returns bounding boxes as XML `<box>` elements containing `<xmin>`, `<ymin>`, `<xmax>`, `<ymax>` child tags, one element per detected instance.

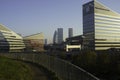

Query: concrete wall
<box><xmin>0</xmin><ymin>53</ymin><xmax>100</xmax><ymax>80</ymax></box>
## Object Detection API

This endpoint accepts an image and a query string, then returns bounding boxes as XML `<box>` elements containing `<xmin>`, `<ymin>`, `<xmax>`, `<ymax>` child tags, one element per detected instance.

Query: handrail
<box><xmin>0</xmin><ymin>53</ymin><xmax>100</xmax><ymax>80</ymax></box>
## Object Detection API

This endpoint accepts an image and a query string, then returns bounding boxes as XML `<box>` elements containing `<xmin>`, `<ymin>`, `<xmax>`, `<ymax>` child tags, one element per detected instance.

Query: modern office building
<box><xmin>57</xmin><ymin>28</ymin><xmax>63</xmax><ymax>44</ymax></box>
<box><xmin>0</xmin><ymin>24</ymin><xmax>25</xmax><ymax>52</ymax></box>
<box><xmin>53</xmin><ymin>30</ymin><xmax>58</xmax><ymax>44</ymax></box>
<box><xmin>68</xmin><ymin>28</ymin><xmax>73</xmax><ymax>38</ymax></box>
<box><xmin>83</xmin><ymin>0</ymin><xmax>120</xmax><ymax>50</ymax></box>
<box><xmin>24</xmin><ymin>33</ymin><xmax>44</xmax><ymax>52</ymax></box>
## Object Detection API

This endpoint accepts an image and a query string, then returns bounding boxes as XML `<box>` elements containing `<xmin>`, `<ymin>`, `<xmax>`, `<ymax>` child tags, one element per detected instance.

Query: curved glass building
<box><xmin>53</xmin><ymin>30</ymin><xmax>58</xmax><ymax>44</ymax></box>
<box><xmin>0</xmin><ymin>24</ymin><xmax>25</xmax><ymax>52</ymax></box>
<box><xmin>24</xmin><ymin>33</ymin><xmax>44</xmax><ymax>52</ymax></box>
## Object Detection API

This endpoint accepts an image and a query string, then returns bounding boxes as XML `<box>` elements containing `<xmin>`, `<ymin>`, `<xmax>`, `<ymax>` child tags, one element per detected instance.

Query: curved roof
<box><xmin>0</xmin><ymin>24</ymin><xmax>11</xmax><ymax>31</ymax></box>
<box><xmin>0</xmin><ymin>24</ymin><xmax>23</xmax><ymax>39</ymax></box>
<box><xmin>24</xmin><ymin>33</ymin><xmax>44</xmax><ymax>39</ymax></box>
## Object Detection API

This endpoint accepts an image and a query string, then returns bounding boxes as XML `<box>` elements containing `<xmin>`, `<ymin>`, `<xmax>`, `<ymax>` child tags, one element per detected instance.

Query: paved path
<box><xmin>24</xmin><ymin>62</ymin><xmax>50</xmax><ymax>80</ymax></box>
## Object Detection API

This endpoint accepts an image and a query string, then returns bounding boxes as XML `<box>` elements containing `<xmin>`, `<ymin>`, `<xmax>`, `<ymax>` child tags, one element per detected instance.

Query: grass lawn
<box><xmin>0</xmin><ymin>56</ymin><xmax>33</xmax><ymax>80</ymax></box>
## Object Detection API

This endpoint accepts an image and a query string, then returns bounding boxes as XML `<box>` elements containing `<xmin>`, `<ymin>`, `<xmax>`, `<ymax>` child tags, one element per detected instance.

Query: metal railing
<box><xmin>0</xmin><ymin>53</ymin><xmax>100</xmax><ymax>80</ymax></box>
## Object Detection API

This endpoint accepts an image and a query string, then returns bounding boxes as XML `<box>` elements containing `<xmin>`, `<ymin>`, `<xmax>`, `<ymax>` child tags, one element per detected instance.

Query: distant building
<box><xmin>83</xmin><ymin>0</ymin><xmax>120</xmax><ymax>50</ymax></box>
<box><xmin>53</xmin><ymin>30</ymin><xmax>58</xmax><ymax>44</ymax></box>
<box><xmin>57</xmin><ymin>28</ymin><xmax>63</xmax><ymax>44</ymax></box>
<box><xmin>0</xmin><ymin>24</ymin><xmax>25</xmax><ymax>52</ymax></box>
<box><xmin>68</xmin><ymin>28</ymin><xmax>73</xmax><ymax>38</ymax></box>
<box><xmin>24</xmin><ymin>33</ymin><xmax>44</xmax><ymax>52</ymax></box>
<box><xmin>66</xmin><ymin>35</ymin><xmax>83</xmax><ymax>52</ymax></box>
<box><xmin>44</xmin><ymin>39</ymin><xmax>47</xmax><ymax>45</ymax></box>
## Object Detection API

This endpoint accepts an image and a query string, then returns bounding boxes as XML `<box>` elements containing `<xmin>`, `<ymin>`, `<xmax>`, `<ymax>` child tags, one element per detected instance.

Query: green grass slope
<box><xmin>0</xmin><ymin>56</ymin><xmax>32</xmax><ymax>80</ymax></box>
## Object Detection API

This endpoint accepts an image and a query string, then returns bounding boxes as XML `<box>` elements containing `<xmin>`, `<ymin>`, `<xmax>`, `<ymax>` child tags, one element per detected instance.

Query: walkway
<box><xmin>24</xmin><ymin>62</ymin><xmax>50</xmax><ymax>80</ymax></box>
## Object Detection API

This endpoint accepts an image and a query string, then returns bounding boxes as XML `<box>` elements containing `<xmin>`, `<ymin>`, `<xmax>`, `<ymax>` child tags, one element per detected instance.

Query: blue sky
<box><xmin>0</xmin><ymin>0</ymin><xmax>120</xmax><ymax>43</ymax></box>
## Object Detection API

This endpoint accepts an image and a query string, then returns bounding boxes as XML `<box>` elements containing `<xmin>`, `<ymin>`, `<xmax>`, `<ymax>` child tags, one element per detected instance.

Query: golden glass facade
<box><xmin>24</xmin><ymin>33</ymin><xmax>44</xmax><ymax>52</ymax></box>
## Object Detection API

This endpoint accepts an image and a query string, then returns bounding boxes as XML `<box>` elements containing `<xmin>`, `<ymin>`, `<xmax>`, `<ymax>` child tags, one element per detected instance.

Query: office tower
<box><xmin>0</xmin><ymin>24</ymin><xmax>25</xmax><ymax>52</ymax></box>
<box><xmin>57</xmin><ymin>28</ymin><xmax>63</xmax><ymax>44</ymax></box>
<box><xmin>53</xmin><ymin>30</ymin><xmax>58</xmax><ymax>44</ymax></box>
<box><xmin>68</xmin><ymin>28</ymin><xmax>73</xmax><ymax>38</ymax></box>
<box><xmin>83</xmin><ymin>0</ymin><xmax>120</xmax><ymax>50</ymax></box>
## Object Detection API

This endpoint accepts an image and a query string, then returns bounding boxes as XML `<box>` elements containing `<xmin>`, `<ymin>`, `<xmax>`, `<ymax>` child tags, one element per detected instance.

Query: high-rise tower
<box><xmin>83</xmin><ymin>0</ymin><xmax>120</xmax><ymax>50</ymax></box>
<box><xmin>68</xmin><ymin>28</ymin><xmax>73</xmax><ymax>38</ymax></box>
<box><xmin>57</xmin><ymin>28</ymin><xmax>63</xmax><ymax>44</ymax></box>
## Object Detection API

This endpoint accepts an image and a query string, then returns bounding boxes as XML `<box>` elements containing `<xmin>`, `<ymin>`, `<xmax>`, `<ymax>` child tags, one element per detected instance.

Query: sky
<box><xmin>0</xmin><ymin>0</ymin><xmax>120</xmax><ymax>43</ymax></box>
